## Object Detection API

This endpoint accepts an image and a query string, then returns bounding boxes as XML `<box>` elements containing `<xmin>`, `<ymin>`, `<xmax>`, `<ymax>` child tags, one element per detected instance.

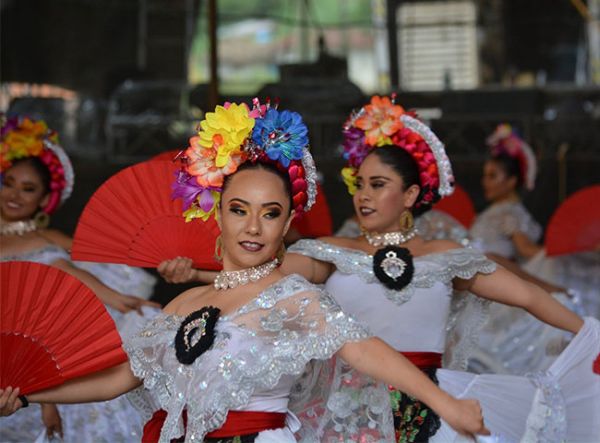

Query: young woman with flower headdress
<box><xmin>463</xmin><ymin>124</ymin><xmax>598</xmax><ymax>376</ymax></box>
<box><xmin>0</xmin><ymin>102</ymin><xmax>492</xmax><ymax>443</ymax></box>
<box><xmin>0</xmin><ymin>116</ymin><xmax>159</xmax><ymax>442</ymax></box>
<box><xmin>277</xmin><ymin>96</ymin><xmax>600</xmax><ymax>442</ymax></box>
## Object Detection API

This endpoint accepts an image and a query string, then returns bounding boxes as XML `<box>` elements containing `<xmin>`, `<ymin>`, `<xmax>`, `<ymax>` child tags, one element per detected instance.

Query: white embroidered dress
<box><xmin>124</xmin><ymin>274</ymin><xmax>396</xmax><ymax>443</ymax></box>
<box><xmin>288</xmin><ymin>240</ymin><xmax>600</xmax><ymax>443</ymax></box>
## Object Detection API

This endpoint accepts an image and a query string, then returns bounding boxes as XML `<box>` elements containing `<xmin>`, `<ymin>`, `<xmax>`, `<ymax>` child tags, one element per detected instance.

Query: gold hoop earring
<box><xmin>276</xmin><ymin>242</ymin><xmax>286</xmax><ymax>262</ymax></box>
<box><xmin>214</xmin><ymin>235</ymin><xmax>224</xmax><ymax>261</ymax></box>
<box><xmin>34</xmin><ymin>211</ymin><xmax>50</xmax><ymax>229</ymax></box>
<box><xmin>399</xmin><ymin>210</ymin><xmax>414</xmax><ymax>232</ymax></box>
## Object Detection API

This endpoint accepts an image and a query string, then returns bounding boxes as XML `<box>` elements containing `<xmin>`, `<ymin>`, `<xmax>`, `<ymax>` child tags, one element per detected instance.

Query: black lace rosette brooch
<box><xmin>373</xmin><ymin>246</ymin><xmax>415</xmax><ymax>291</ymax></box>
<box><xmin>175</xmin><ymin>306</ymin><xmax>221</xmax><ymax>365</ymax></box>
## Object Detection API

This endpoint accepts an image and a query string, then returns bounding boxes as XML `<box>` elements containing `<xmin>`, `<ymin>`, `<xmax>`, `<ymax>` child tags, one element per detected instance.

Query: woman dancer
<box><xmin>281</xmin><ymin>97</ymin><xmax>599</xmax><ymax>442</ymax></box>
<box><xmin>466</xmin><ymin>125</ymin><xmax>586</xmax><ymax>374</ymax></box>
<box><xmin>0</xmin><ymin>102</ymin><xmax>489</xmax><ymax>442</ymax></box>
<box><xmin>0</xmin><ymin>116</ymin><xmax>158</xmax><ymax>442</ymax></box>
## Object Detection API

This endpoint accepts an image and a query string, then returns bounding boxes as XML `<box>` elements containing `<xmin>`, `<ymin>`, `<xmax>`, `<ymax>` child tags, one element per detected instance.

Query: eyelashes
<box><xmin>227</xmin><ymin>205</ymin><xmax>282</xmax><ymax>219</ymax></box>
<box><xmin>264</xmin><ymin>209</ymin><xmax>282</xmax><ymax>219</ymax></box>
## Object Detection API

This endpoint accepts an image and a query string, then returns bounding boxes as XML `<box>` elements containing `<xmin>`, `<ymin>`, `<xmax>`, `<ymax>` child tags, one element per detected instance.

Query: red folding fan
<box><xmin>149</xmin><ymin>149</ymin><xmax>183</xmax><ymax>163</ymax></box>
<box><xmin>0</xmin><ymin>261</ymin><xmax>127</xmax><ymax>395</ymax></box>
<box><xmin>434</xmin><ymin>183</ymin><xmax>476</xmax><ymax>228</ymax></box>
<box><xmin>545</xmin><ymin>185</ymin><xmax>600</xmax><ymax>257</ymax></box>
<box><xmin>71</xmin><ymin>160</ymin><xmax>222</xmax><ymax>270</ymax></box>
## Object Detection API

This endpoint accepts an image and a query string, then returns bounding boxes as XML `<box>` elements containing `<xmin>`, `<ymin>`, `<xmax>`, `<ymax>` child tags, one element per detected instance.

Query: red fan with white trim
<box><xmin>0</xmin><ymin>261</ymin><xmax>127</xmax><ymax>395</ymax></box>
<box><xmin>545</xmin><ymin>185</ymin><xmax>600</xmax><ymax>257</ymax></box>
<box><xmin>71</xmin><ymin>160</ymin><xmax>222</xmax><ymax>270</ymax></box>
<box><xmin>434</xmin><ymin>184</ymin><xmax>476</xmax><ymax>228</ymax></box>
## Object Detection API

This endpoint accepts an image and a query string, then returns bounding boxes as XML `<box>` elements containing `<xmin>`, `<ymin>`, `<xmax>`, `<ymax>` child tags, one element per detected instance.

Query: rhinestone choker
<box><xmin>214</xmin><ymin>258</ymin><xmax>279</xmax><ymax>290</ymax></box>
<box><xmin>364</xmin><ymin>227</ymin><xmax>418</xmax><ymax>247</ymax></box>
<box><xmin>0</xmin><ymin>218</ymin><xmax>37</xmax><ymax>236</ymax></box>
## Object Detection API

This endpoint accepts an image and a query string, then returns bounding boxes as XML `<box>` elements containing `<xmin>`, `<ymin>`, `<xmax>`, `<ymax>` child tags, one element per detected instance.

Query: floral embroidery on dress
<box><xmin>389</xmin><ymin>369</ymin><xmax>440</xmax><ymax>443</ymax></box>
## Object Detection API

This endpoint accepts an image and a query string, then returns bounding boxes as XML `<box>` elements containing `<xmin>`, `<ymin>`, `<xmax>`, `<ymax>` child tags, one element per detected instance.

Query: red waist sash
<box><xmin>400</xmin><ymin>351</ymin><xmax>442</xmax><ymax>370</ymax></box>
<box><xmin>143</xmin><ymin>409</ymin><xmax>286</xmax><ymax>442</ymax></box>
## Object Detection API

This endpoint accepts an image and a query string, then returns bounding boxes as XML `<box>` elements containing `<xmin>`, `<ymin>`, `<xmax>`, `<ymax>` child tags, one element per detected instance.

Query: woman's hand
<box><xmin>441</xmin><ymin>397</ymin><xmax>490</xmax><ymax>439</ymax></box>
<box><xmin>157</xmin><ymin>257</ymin><xmax>197</xmax><ymax>284</ymax></box>
<box><xmin>41</xmin><ymin>403</ymin><xmax>63</xmax><ymax>439</ymax></box>
<box><xmin>0</xmin><ymin>387</ymin><xmax>24</xmax><ymax>417</ymax></box>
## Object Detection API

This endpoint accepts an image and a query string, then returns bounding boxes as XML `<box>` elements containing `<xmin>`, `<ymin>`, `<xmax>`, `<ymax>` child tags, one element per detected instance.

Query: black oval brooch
<box><xmin>175</xmin><ymin>306</ymin><xmax>221</xmax><ymax>365</ymax></box>
<box><xmin>373</xmin><ymin>246</ymin><xmax>415</xmax><ymax>291</ymax></box>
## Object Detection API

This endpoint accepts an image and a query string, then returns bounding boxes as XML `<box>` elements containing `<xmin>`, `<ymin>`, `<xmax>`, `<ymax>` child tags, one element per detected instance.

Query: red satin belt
<box><xmin>400</xmin><ymin>351</ymin><xmax>443</xmax><ymax>370</ymax></box>
<box><xmin>142</xmin><ymin>409</ymin><xmax>286</xmax><ymax>442</ymax></box>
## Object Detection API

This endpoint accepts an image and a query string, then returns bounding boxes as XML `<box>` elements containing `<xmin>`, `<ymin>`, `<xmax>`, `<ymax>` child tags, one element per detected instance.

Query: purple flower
<box><xmin>171</xmin><ymin>171</ymin><xmax>218</xmax><ymax>212</ymax></box>
<box><xmin>342</xmin><ymin>127</ymin><xmax>369</xmax><ymax>168</ymax></box>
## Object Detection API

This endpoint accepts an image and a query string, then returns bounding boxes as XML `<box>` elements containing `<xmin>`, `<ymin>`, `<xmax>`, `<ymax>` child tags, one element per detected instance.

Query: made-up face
<box><xmin>353</xmin><ymin>153</ymin><xmax>419</xmax><ymax>233</ymax></box>
<box><xmin>481</xmin><ymin>160</ymin><xmax>518</xmax><ymax>202</ymax></box>
<box><xmin>218</xmin><ymin>167</ymin><xmax>294</xmax><ymax>270</ymax></box>
<box><xmin>0</xmin><ymin>161</ymin><xmax>49</xmax><ymax>222</ymax></box>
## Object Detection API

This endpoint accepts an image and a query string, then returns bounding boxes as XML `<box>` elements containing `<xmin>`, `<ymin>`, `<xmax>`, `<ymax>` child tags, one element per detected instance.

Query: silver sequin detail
<box><xmin>289</xmin><ymin>239</ymin><xmax>496</xmax><ymax>305</ymax></box>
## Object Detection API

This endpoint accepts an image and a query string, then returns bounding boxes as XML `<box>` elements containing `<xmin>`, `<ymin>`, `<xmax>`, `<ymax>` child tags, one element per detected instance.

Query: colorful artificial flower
<box><xmin>197</xmin><ymin>103</ymin><xmax>255</xmax><ymax>168</ymax></box>
<box><xmin>354</xmin><ymin>96</ymin><xmax>404</xmax><ymax>147</ymax></box>
<box><xmin>341</xmin><ymin>166</ymin><xmax>358</xmax><ymax>195</ymax></box>
<box><xmin>0</xmin><ymin>117</ymin><xmax>50</xmax><ymax>169</ymax></box>
<box><xmin>185</xmin><ymin>135</ymin><xmax>246</xmax><ymax>188</ymax></box>
<box><xmin>174</xmin><ymin>100</ymin><xmax>316</xmax><ymax>223</ymax></box>
<box><xmin>342</xmin><ymin>126</ymin><xmax>370</xmax><ymax>168</ymax></box>
<box><xmin>251</xmin><ymin>109</ymin><xmax>308</xmax><ymax>167</ymax></box>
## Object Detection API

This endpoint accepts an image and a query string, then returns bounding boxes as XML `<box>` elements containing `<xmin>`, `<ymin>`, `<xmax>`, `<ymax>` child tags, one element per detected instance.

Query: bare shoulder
<box><xmin>163</xmin><ymin>285</ymin><xmax>210</xmax><ymax>315</ymax></box>
<box><xmin>418</xmin><ymin>239</ymin><xmax>463</xmax><ymax>256</ymax></box>
<box><xmin>38</xmin><ymin>229</ymin><xmax>73</xmax><ymax>250</ymax></box>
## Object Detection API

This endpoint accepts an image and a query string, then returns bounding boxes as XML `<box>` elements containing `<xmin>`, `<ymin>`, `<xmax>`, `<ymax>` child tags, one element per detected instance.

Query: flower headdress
<box><xmin>486</xmin><ymin>124</ymin><xmax>537</xmax><ymax>191</ymax></box>
<box><xmin>341</xmin><ymin>95</ymin><xmax>454</xmax><ymax>213</ymax></box>
<box><xmin>0</xmin><ymin>116</ymin><xmax>74</xmax><ymax>214</ymax></box>
<box><xmin>172</xmin><ymin>99</ymin><xmax>317</xmax><ymax>221</ymax></box>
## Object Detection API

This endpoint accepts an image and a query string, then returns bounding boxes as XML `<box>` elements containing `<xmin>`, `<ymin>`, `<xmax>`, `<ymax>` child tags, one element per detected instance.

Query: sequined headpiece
<box><xmin>486</xmin><ymin>124</ymin><xmax>537</xmax><ymax>191</ymax></box>
<box><xmin>172</xmin><ymin>99</ymin><xmax>317</xmax><ymax>221</ymax></box>
<box><xmin>341</xmin><ymin>95</ymin><xmax>454</xmax><ymax>211</ymax></box>
<box><xmin>0</xmin><ymin>115</ymin><xmax>74</xmax><ymax>214</ymax></box>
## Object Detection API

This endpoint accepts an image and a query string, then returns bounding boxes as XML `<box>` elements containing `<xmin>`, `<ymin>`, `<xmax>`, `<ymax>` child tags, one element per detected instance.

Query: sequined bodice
<box><xmin>288</xmin><ymin>240</ymin><xmax>495</xmax><ymax>353</ymax></box>
<box><xmin>125</xmin><ymin>274</ymin><xmax>369</xmax><ymax>443</ymax></box>
<box><xmin>469</xmin><ymin>201</ymin><xmax>541</xmax><ymax>260</ymax></box>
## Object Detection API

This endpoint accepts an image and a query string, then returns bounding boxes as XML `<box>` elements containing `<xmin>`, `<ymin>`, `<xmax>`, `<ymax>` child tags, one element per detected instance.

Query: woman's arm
<box><xmin>511</xmin><ymin>231</ymin><xmax>543</xmax><ymax>259</ymax></box>
<box><xmin>0</xmin><ymin>362</ymin><xmax>141</xmax><ymax>414</ymax></box>
<box><xmin>486</xmin><ymin>253</ymin><xmax>566</xmax><ymax>293</ymax></box>
<box><xmin>280</xmin><ymin>252</ymin><xmax>334</xmax><ymax>284</ymax></box>
<box><xmin>456</xmin><ymin>266</ymin><xmax>583</xmax><ymax>334</ymax></box>
<box><xmin>51</xmin><ymin>259</ymin><xmax>160</xmax><ymax>313</ymax></box>
<box><xmin>338</xmin><ymin>337</ymin><xmax>489</xmax><ymax>438</ymax></box>
<box><xmin>157</xmin><ymin>257</ymin><xmax>217</xmax><ymax>284</ymax></box>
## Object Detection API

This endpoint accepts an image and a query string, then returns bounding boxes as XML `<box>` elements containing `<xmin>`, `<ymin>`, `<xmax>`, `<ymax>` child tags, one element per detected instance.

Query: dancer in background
<box><xmin>0</xmin><ymin>116</ymin><xmax>158</xmax><ymax>442</ymax></box>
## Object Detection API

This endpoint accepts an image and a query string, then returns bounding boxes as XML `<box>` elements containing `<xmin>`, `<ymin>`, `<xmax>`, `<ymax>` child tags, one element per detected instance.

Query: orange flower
<box><xmin>354</xmin><ymin>96</ymin><xmax>404</xmax><ymax>147</ymax></box>
<box><xmin>185</xmin><ymin>136</ymin><xmax>246</xmax><ymax>188</ymax></box>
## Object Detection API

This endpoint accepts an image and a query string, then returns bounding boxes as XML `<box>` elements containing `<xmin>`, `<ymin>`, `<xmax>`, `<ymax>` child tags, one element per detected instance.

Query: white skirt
<box><xmin>433</xmin><ymin>316</ymin><xmax>600</xmax><ymax>443</ymax></box>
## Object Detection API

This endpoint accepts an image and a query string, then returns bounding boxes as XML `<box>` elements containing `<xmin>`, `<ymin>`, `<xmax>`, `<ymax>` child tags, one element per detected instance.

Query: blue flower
<box><xmin>251</xmin><ymin>109</ymin><xmax>308</xmax><ymax>167</ymax></box>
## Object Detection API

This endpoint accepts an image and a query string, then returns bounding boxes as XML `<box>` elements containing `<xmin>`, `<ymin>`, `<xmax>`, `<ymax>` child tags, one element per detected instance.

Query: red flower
<box><xmin>593</xmin><ymin>352</ymin><xmax>600</xmax><ymax>375</ymax></box>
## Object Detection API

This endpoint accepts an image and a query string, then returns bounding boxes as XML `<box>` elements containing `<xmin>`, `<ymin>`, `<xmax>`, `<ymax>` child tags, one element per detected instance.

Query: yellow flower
<box><xmin>183</xmin><ymin>191</ymin><xmax>221</xmax><ymax>222</ymax></box>
<box><xmin>341</xmin><ymin>167</ymin><xmax>358</xmax><ymax>195</ymax></box>
<box><xmin>197</xmin><ymin>103</ymin><xmax>255</xmax><ymax>168</ymax></box>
